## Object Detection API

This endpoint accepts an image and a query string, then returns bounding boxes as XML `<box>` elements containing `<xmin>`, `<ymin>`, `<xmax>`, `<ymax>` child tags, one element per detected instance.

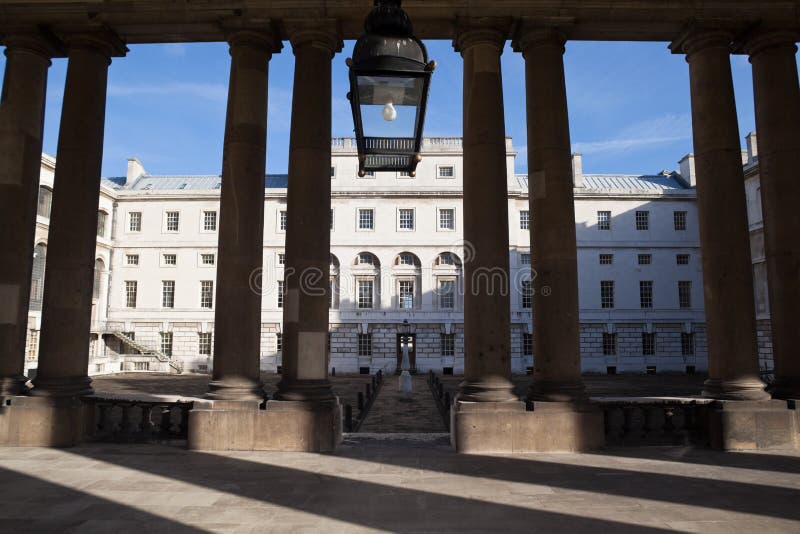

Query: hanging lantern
<box><xmin>347</xmin><ymin>0</ymin><xmax>435</xmax><ymax>177</ymax></box>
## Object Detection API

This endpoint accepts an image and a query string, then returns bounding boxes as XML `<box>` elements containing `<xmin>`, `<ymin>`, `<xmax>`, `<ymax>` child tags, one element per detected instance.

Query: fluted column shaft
<box><xmin>33</xmin><ymin>33</ymin><xmax>125</xmax><ymax>397</ymax></box>
<box><xmin>275</xmin><ymin>28</ymin><xmax>341</xmax><ymax>402</ymax></box>
<box><xmin>672</xmin><ymin>30</ymin><xmax>768</xmax><ymax>400</ymax></box>
<box><xmin>0</xmin><ymin>36</ymin><xmax>53</xmax><ymax>397</ymax></box>
<box><xmin>454</xmin><ymin>28</ymin><xmax>516</xmax><ymax>403</ymax></box>
<box><xmin>208</xmin><ymin>31</ymin><xmax>280</xmax><ymax>400</ymax></box>
<box><xmin>746</xmin><ymin>32</ymin><xmax>800</xmax><ymax>399</ymax></box>
<box><xmin>513</xmin><ymin>29</ymin><xmax>586</xmax><ymax>402</ymax></box>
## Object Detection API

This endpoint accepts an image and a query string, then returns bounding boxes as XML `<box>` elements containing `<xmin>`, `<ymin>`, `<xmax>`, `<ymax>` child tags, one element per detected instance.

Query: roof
<box><xmin>125</xmin><ymin>174</ymin><xmax>289</xmax><ymax>191</ymax></box>
<box><xmin>515</xmin><ymin>173</ymin><xmax>690</xmax><ymax>192</ymax></box>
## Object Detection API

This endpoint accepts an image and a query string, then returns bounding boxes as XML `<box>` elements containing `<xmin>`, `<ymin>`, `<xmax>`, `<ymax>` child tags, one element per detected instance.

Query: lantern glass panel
<box><xmin>357</xmin><ymin>75</ymin><xmax>423</xmax><ymax>139</ymax></box>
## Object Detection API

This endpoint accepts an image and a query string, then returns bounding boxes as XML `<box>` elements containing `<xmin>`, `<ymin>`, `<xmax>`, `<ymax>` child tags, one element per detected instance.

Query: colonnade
<box><xmin>0</xmin><ymin>19</ymin><xmax>797</xmax><ymax>449</ymax></box>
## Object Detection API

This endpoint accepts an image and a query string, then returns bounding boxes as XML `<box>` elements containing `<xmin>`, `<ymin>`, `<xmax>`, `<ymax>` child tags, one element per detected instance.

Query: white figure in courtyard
<box><xmin>399</xmin><ymin>335</ymin><xmax>413</xmax><ymax>399</ymax></box>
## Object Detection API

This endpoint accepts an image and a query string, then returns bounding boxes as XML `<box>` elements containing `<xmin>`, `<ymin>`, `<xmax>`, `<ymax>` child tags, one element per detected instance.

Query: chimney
<box><xmin>746</xmin><ymin>132</ymin><xmax>758</xmax><ymax>164</ymax></box>
<box><xmin>679</xmin><ymin>153</ymin><xmax>696</xmax><ymax>187</ymax></box>
<box><xmin>126</xmin><ymin>157</ymin><xmax>147</xmax><ymax>186</ymax></box>
<box><xmin>571</xmin><ymin>153</ymin><xmax>583</xmax><ymax>188</ymax></box>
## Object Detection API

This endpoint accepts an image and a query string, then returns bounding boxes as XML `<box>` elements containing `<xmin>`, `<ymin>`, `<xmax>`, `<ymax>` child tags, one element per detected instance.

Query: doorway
<box><xmin>396</xmin><ymin>333</ymin><xmax>416</xmax><ymax>373</ymax></box>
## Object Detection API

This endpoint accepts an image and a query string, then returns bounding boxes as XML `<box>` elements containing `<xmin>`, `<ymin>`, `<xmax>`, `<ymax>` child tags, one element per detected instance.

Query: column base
<box><xmin>769</xmin><ymin>377</ymin><xmax>800</xmax><ymax>400</ymax></box>
<box><xmin>0</xmin><ymin>375</ymin><xmax>29</xmax><ymax>398</ymax></box>
<box><xmin>0</xmin><ymin>396</ymin><xmax>88</xmax><ymax>447</ymax></box>
<box><xmin>273</xmin><ymin>379</ymin><xmax>337</xmax><ymax>402</ymax></box>
<box><xmin>527</xmin><ymin>379</ymin><xmax>587</xmax><ymax>402</ymax></box>
<box><xmin>31</xmin><ymin>375</ymin><xmax>93</xmax><ymax>397</ymax></box>
<box><xmin>702</xmin><ymin>377</ymin><xmax>770</xmax><ymax>401</ymax></box>
<box><xmin>450</xmin><ymin>400</ymin><xmax>604</xmax><ymax>453</ymax></box>
<box><xmin>206</xmin><ymin>378</ymin><xmax>266</xmax><ymax>401</ymax></box>
<box><xmin>706</xmin><ymin>399</ymin><xmax>799</xmax><ymax>450</ymax></box>
<box><xmin>187</xmin><ymin>398</ymin><xmax>342</xmax><ymax>452</ymax></box>
<box><xmin>456</xmin><ymin>379</ymin><xmax>517</xmax><ymax>403</ymax></box>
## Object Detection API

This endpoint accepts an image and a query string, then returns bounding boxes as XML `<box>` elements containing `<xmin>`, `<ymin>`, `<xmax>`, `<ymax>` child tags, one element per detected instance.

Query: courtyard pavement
<box><xmin>0</xmin><ymin>436</ymin><xmax>798</xmax><ymax>533</ymax></box>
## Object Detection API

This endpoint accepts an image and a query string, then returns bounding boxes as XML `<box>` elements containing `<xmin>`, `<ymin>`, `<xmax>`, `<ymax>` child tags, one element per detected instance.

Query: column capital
<box><xmin>63</xmin><ymin>27</ymin><xmax>128</xmax><ymax>60</ymax></box>
<box><xmin>285</xmin><ymin>20</ymin><xmax>343</xmax><ymax>57</ymax></box>
<box><xmin>739</xmin><ymin>28</ymin><xmax>799</xmax><ymax>59</ymax></box>
<box><xmin>511</xmin><ymin>26</ymin><xmax>567</xmax><ymax>55</ymax></box>
<box><xmin>453</xmin><ymin>18</ymin><xmax>511</xmax><ymax>53</ymax></box>
<box><xmin>669</xmin><ymin>23</ymin><xmax>734</xmax><ymax>59</ymax></box>
<box><xmin>226</xmin><ymin>29</ymin><xmax>283</xmax><ymax>56</ymax></box>
<box><xmin>3</xmin><ymin>29</ymin><xmax>65</xmax><ymax>60</ymax></box>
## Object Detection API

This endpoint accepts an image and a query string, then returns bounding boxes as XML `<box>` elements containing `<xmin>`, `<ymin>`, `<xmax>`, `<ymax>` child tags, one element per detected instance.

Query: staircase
<box><xmin>110</xmin><ymin>332</ymin><xmax>183</xmax><ymax>374</ymax></box>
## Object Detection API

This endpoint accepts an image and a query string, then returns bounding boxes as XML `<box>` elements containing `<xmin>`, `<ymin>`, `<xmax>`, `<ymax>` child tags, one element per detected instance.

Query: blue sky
<box><xmin>0</xmin><ymin>39</ymin><xmax>785</xmax><ymax>178</ymax></box>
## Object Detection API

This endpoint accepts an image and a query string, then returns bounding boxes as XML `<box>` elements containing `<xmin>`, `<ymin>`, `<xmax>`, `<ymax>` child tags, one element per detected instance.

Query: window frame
<box><xmin>164</xmin><ymin>210</ymin><xmax>181</xmax><ymax>233</ymax></box>
<box><xmin>597</xmin><ymin>211</ymin><xmax>611</xmax><ymax>230</ymax></box>
<box><xmin>357</xmin><ymin>208</ymin><xmax>375</xmax><ymax>232</ymax></box>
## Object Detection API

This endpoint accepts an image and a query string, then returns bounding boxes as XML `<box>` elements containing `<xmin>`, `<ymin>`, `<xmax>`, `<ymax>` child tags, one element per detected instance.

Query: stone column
<box><xmin>513</xmin><ymin>28</ymin><xmax>586</xmax><ymax>402</ymax></box>
<box><xmin>0</xmin><ymin>34</ymin><xmax>55</xmax><ymax>397</ymax></box>
<box><xmin>454</xmin><ymin>27</ymin><xmax>516</xmax><ymax>403</ymax></box>
<box><xmin>274</xmin><ymin>27</ymin><xmax>341</xmax><ymax>402</ymax></box>
<box><xmin>208</xmin><ymin>30</ymin><xmax>281</xmax><ymax>400</ymax></box>
<box><xmin>745</xmin><ymin>31</ymin><xmax>800</xmax><ymax>399</ymax></box>
<box><xmin>32</xmin><ymin>32</ymin><xmax>126</xmax><ymax>397</ymax></box>
<box><xmin>671</xmin><ymin>30</ymin><xmax>769</xmax><ymax>400</ymax></box>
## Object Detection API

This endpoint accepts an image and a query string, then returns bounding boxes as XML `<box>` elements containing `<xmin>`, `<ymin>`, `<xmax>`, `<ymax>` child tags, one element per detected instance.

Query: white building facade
<box><xmin>26</xmin><ymin>137</ymin><xmax>717</xmax><ymax>377</ymax></box>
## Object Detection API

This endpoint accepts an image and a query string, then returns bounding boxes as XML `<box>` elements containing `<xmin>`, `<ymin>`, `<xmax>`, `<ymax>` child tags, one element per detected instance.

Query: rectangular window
<box><xmin>200</xmin><ymin>281</ymin><xmax>214</xmax><ymax>309</ymax></box>
<box><xmin>438</xmin><ymin>165</ymin><xmax>455</xmax><ymax>178</ymax></box>
<box><xmin>163</xmin><ymin>253</ymin><xmax>177</xmax><ymax>266</ymax></box>
<box><xmin>330</xmin><ymin>209</ymin><xmax>334</xmax><ymax>230</ymax></box>
<box><xmin>678</xmin><ymin>281</ymin><xmax>692</xmax><ymax>308</ymax></box>
<box><xmin>125</xmin><ymin>281</ymin><xmax>137</xmax><ymax>308</ymax></box>
<box><xmin>358</xmin><ymin>333</ymin><xmax>372</xmax><ymax>356</ymax></box>
<box><xmin>162</xmin><ymin>281</ymin><xmax>175</xmax><ymax>308</ymax></box>
<box><xmin>523</xmin><ymin>333</ymin><xmax>533</xmax><ymax>356</ymax></box>
<box><xmin>602</xmin><ymin>333</ymin><xmax>617</xmax><ymax>355</ymax></box>
<box><xmin>520</xmin><ymin>253</ymin><xmax>531</xmax><ymax>265</ymax></box>
<box><xmin>439</xmin><ymin>279</ymin><xmax>455</xmax><ymax>309</ymax></box>
<box><xmin>358</xmin><ymin>280</ymin><xmax>374</xmax><ymax>309</ymax></box>
<box><xmin>638</xmin><ymin>254</ymin><xmax>652</xmax><ymax>265</ymax></box>
<box><xmin>277</xmin><ymin>253</ymin><xmax>286</xmax><ymax>266</ymax></box>
<box><xmin>676</xmin><ymin>254</ymin><xmax>690</xmax><ymax>265</ymax></box>
<box><xmin>277</xmin><ymin>281</ymin><xmax>285</xmax><ymax>308</ymax></box>
<box><xmin>330</xmin><ymin>166</ymin><xmax>336</xmax><ymax>178</ymax></box>
<box><xmin>399</xmin><ymin>280</ymin><xmax>414</xmax><ymax>309</ymax></box>
<box><xmin>279</xmin><ymin>210</ymin><xmax>287</xmax><ymax>231</ymax></box>
<box><xmin>133</xmin><ymin>361</ymin><xmax>149</xmax><ymax>371</ymax></box>
<box><xmin>521</xmin><ymin>280</ymin><xmax>532</xmax><ymax>309</ymax></box>
<box><xmin>439</xmin><ymin>208</ymin><xmax>455</xmax><ymax>230</ymax></box>
<box><xmin>201</xmin><ymin>253</ymin><xmax>215</xmax><ymax>266</ymax></box>
<box><xmin>681</xmin><ymin>333</ymin><xmax>695</xmax><ymax>355</ymax></box>
<box><xmin>126</xmin><ymin>254</ymin><xmax>140</xmax><ymax>266</ymax></box>
<box><xmin>198</xmin><ymin>332</ymin><xmax>212</xmax><ymax>355</ymax></box>
<box><xmin>358</xmin><ymin>209</ymin><xmax>374</xmax><ymax>230</ymax></box>
<box><xmin>203</xmin><ymin>211</ymin><xmax>217</xmax><ymax>231</ymax></box>
<box><xmin>276</xmin><ymin>333</ymin><xmax>283</xmax><ymax>352</ymax></box>
<box><xmin>128</xmin><ymin>212</ymin><xmax>142</xmax><ymax>232</ymax></box>
<box><xmin>640</xmin><ymin>280</ymin><xmax>653</xmax><ymax>309</ymax></box>
<box><xmin>642</xmin><ymin>333</ymin><xmax>656</xmax><ymax>356</ymax></box>
<box><xmin>599</xmin><ymin>254</ymin><xmax>613</xmax><ymax>265</ymax></box>
<box><xmin>399</xmin><ymin>208</ymin><xmax>415</xmax><ymax>230</ymax></box>
<box><xmin>597</xmin><ymin>211</ymin><xmax>611</xmax><ymax>230</ymax></box>
<box><xmin>601</xmin><ymin>280</ymin><xmax>615</xmax><ymax>309</ymax></box>
<box><xmin>520</xmin><ymin>210</ymin><xmax>530</xmax><ymax>230</ymax></box>
<box><xmin>440</xmin><ymin>333</ymin><xmax>455</xmax><ymax>356</ymax></box>
<box><xmin>97</xmin><ymin>211</ymin><xmax>107</xmax><ymax>237</ymax></box>
<box><xmin>166</xmin><ymin>211</ymin><xmax>180</xmax><ymax>232</ymax></box>
<box><xmin>635</xmin><ymin>210</ymin><xmax>649</xmax><ymax>231</ymax></box>
<box><xmin>160</xmin><ymin>332</ymin><xmax>173</xmax><ymax>357</ymax></box>
<box><xmin>26</xmin><ymin>330</ymin><xmax>39</xmax><ymax>361</ymax></box>
<box><xmin>674</xmin><ymin>211</ymin><xmax>687</xmax><ymax>231</ymax></box>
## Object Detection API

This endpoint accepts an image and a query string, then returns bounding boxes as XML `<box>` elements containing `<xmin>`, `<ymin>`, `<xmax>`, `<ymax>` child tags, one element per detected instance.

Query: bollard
<box><xmin>377</xmin><ymin>370</ymin><xmax>383</xmax><ymax>382</ymax></box>
<box><xmin>344</xmin><ymin>404</ymin><xmax>353</xmax><ymax>432</ymax></box>
<box><xmin>366</xmin><ymin>383</ymin><xmax>372</xmax><ymax>399</ymax></box>
<box><xmin>357</xmin><ymin>392</ymin><xmax>364</xmax><ymax>412</ymax></box>
<box><xmin>438</xmin><ymin>383</ymin><xmax>444</xmax><ymax>398</ymax></box>
<box><xmin>371</xmin><ymin>376</ymin><xmax>377</xmax><ymax>390</ymax></box>
<box><xmin>332</xmin><ymin>367</ymin><xmax>336</xmax><ymax>377</ymax></box>
<box><xmin>444</xmin><ymin>391</ymin><xmax>451</xmax><ymax>410</ymax></box>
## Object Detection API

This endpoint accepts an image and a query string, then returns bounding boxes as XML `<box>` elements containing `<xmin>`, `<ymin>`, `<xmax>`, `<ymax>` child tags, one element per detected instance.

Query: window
<box><xmin>277</xmin><ymin>253</ymin><xmax>286</xmax><ymax>266</ymax></box>
<box><xmin>37</xmin><ymin>186</ymin><xmax>53</xmax><ymax>218</ymax></box>
<box><xmin>597</xmin><ymin>211</ymin><xmax>611</xmax><ymax>230</ymax></box>
<box><xmin>203</xmin><ymin>211</ymin><xmax>217</xmax><ymax>231</ymax></box>
<box><xmin>441</xmin><ymin>333</ymin><xmax>455</xmax><ymax>356</ymax></box>
<box><xmin>200</xmin><ymin>281</ymin><xmax>214</xmax><ymax>308</ymax></box>
<box><xmin>277</xmin><ymin>281</ymin><xmax>285</xmax><ymax>308</ymax></box>
<box><xmin>642</xmin><ymin>333</ymin><xmax>656</xmax><ymax>356</ymax></box>
<box><xmin>358</xmin><ymin>280</ymin><xmax>373</xmax><ymax>309</ymax></box>
<box><xmin>520</xmin><ymin>253</ymin><xmax>531</xmax><ymax>265</ymax></box>
<box><xmin>198</xmin><ymin>332</ymin><xmax>212</xmax><ymax>356</ymax></box>
<box><xmin>640</xmin><ymin>281</ymin><xmax>653</xmax><ymax>309</ymax></box>
<box><xmin>163</xmin><ymin>253</ymin><xmax>177</xmax><ymax>266</ymax></box>
<box><xmin>201</xmin><ymin>253</ymin><xmax>215</xmax><ymax>266</ymax></box>
<box><xmin>134</xmin><ymin>361</ymin><xmax>150</xmax><ymax>371</ymax></box>
<box><xmin>438</xmin><ymin>253</ymin><xmax>456</xmax><ymax>266</ymax></box>
<box><xmin>128</xmin><ymin>212</ymin><xmax>142</xmax><ymax>232</ymax></box>
<box><xmin>160</xmin><ymin>332</ymin><xmax>173</xmax><ymax>357</ymax></box>
<box><xmin>162</xmin><ymin>281</ymin><xmax>175</xmax><ymax>308</ymax></box>
<box><xmin>522</xmin><ymin>333</ymin><xmax>533</xmax><ymax>355</ymax></box>
<box><xmin>363</xmin><ymin>170</ymin><xmax>375</xmax><ymax>177</ymax></box>
<box><xmin>358</xmin><ymin>253</ymin><xmax>375</xmax><ymax>266</ymax></box>
<box><xmin>399</xmin><ymin>208</ymin><xmax>415</xmax><ymax>230</ymax></box>
<box><xmin>276</xmin><ymin>333</ymin><xmax>283</xmax><ymax>352</ymax></box>
<box><xmin>678</xmin><ymin>281</ymin><xmax>692</xmax><ymax>308</ymax></box>
<box><xmin>681</xmin><ymin>333</ymin><xmax>695</xmax><ymax>355</ymax></box>
<box><xmin>635</xmin><ymin>210</ymin><xmax>649</xmax><ymax>231</ymax></box>
<box><xmin>166</xmin><ymin>211</ymin><xmax>180</xmax><ymax>232</ymax></box>
<box><xmin>599</xmin><ymin>254</ymin><xmax>613</xmax><ymax>265</ymax></box>
<box><xmin>97</xmin><ymin>211</ymin><xmax>107</xmax><ymax>237</ymax></box>
<box><xmin>126</xmin><ymin>254</ymin><xmax>139</xmax><ymax>266</ymax></box>
<box><xmin>674</xmin><ymin>211</ymin><xmax>687</xmax><ymax>231</ymax></box>
<box><xmin>279</xmin><ymin>210</ymin><xmax>287</xmax><ymax>231</ymax></box>
<box><xmin>330</xmin><ymin>209</ymin><xmax>334</xmax><ymax>230</ymax></box>
<box><xmin>438</xmin><ymin>279</ymin><xmax>455</xmax><ymax>309</ymax></box>
<box><xmin>602</xmin><ymin>333</ymin><xmax>617</xmax><ymax>355</ymax></box>
<box><xmin>26</xmin><ymin>329</ymin><xmax>39</xmax><ymax>361</ymax></box>
<box><xmin>438</xmin><ymin>165</ymin><xmax>455</xmax><ymax>178</ymax></box>
<box><xmin>638</xmin><ymin>254</ymin><xmax>652</xmax><ymax>265</ymax></box>
<box><xmin>521</xmin><ymin>280</ymin><xmax>532</xmax><ymax>309</ymax></box>
<box><xmin>125</xmin><ymin>281</ymin><xmax>137</xmax><ymax>308</ymax></box>
<box><xmin>398</xmin><ymin>253</ymin><xmax>415</xmax><ymax>266</ymax></box>
<box><xmin>330</xmin><ymin>166</ymin><xmax>336</xmax><ymax>178</ymax></box>
<box><xmin>676</xmin><ymin>254</ymin><xmax>690</xmax><ymax>265</ymax></box>
<box><xmin>358</xmin><ymin>333</ymin><xmax>372</xmax><ymax>356</ymax></box>
<box><xmin>520</xmin><ymin>210</ymin><xmax>530</xmax><ymax>230</ymax></box>
<box><xmin>358</xmin><ymin>209</ymin><xmax>374</xmax><ymax>230</ymax></box>
<box><xmin>601</xmin><ymin>281</ymin><xmax>615</xmax><ymax>309</ymax></box>
<box><xmin>399</xmin><ymin>280</ymin><xmax>414</xmax><ymax>309</ymax></box>
<box><xmin>439</xmin><ymin>208</ymin><xmax>455</xmax><ymax>230</ymax></box>
<box><xmin>93</xmin><ymin>259</ymin><xmax>104</xmax><ymax>300</ymax></box>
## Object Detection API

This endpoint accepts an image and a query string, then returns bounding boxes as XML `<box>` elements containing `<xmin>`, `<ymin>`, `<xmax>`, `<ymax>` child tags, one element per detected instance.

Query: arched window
<box><xmin>97</xmin><ymin>211</ymin><xmax>108</xmax><ymax>237</ymax></box>
<box><xmin>37</xmin><ymin>186</ymin><xmax>53</xmax><ymax>218</ymax></box>
<box><xmin>352</xmin><ymin>252</ymin><xmax>381</xmax><ymax>309</ymax></box>
<box><xmin>392</xmin><ymin>252</ymin><xmax>421</xmax><ymax>310</ymax></box>
<box><xmin>329</xmin><ymin>254</ymin><xmax>341</xmax><ymax>310</ymax></box>
<box><xmin>93</xmin><ymin>258</ymin><xmax>105</xmax><ymax>300</ymax></box>
<box><xmin>29</xmin><ymin>243</ymin><xmax>47</xmax><ymax>311</ymax></box>
<box><xmin>433</xmin><ymin>252</ymin><xmax>462</xmax><ymax>311</ymax></box>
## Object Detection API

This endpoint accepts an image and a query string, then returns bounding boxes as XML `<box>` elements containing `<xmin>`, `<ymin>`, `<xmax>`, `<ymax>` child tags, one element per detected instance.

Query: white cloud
<box><xmin>107</xmin><ymin>82</ymin><xmax>228</xmax><ymax>102</ymax></box>
<box><xmin>162</xmin><ymin>43</ymin><xmax>187</xmax><ymax>58</ymax></box>
<box><xmin>572</xmin><ymin>113</ymin><xmax>692</xmax><ymax>155</ymax></box>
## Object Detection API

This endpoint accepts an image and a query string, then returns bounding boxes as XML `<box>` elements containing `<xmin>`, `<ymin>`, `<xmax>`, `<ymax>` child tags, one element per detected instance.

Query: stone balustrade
<box><xmin>82</xmin><ymin>393</ymin><xmax>194</xmax><ymax>443</ymax></box>
<box><xmin>596</xmin><ymin>397</ymin><xmax>714</xmax><ymax>446</ymax></box>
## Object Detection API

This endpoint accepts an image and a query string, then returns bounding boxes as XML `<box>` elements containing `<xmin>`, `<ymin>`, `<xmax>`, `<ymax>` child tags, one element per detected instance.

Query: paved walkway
<box><xmin>358</xmin><ymin>375</ymin><xmax>445</xmax><ymax>433</ymax></box>
<box><xmin>1</xmin><ymin>438</ymin><xmax>798</xmax><ymax>533</ymax></box>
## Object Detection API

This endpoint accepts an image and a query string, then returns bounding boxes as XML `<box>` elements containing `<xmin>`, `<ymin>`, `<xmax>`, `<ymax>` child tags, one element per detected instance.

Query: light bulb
<box><xmin>382</xmin><ymin>102</ymin><xmax>397</xmax><ymax>122</ymax></box>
